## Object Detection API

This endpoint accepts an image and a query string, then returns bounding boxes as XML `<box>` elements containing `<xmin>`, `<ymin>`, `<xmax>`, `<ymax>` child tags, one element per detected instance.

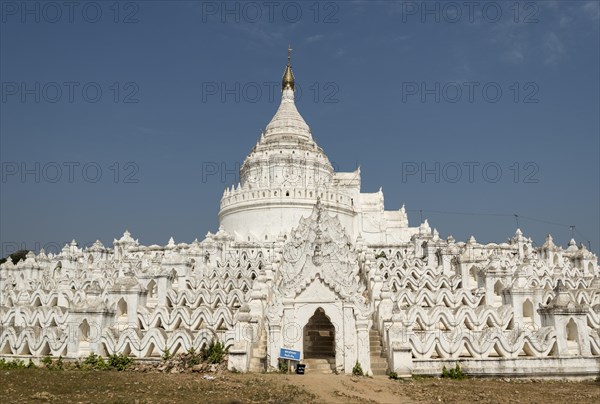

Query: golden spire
<box><xmin>282</xmin><ymin>44</ymin><xmax>295</xmax><ymax>91</ymax></box>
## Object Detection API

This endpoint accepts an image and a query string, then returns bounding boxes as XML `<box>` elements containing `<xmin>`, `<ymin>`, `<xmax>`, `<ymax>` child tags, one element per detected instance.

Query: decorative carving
<box><xmin>276</xmin><ymin>198</ymin><xmax>367</xmax><ymax>304</ymax></box>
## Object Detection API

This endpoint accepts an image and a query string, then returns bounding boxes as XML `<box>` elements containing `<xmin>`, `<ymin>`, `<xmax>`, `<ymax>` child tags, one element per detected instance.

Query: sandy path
<box><xmin>280</xmin><ymin>373</ymin><xmax>600</xmax><ymax>404</ymax></box>
<box><xmin>283</xmin><ymin>373</ymin><xmax>412</xmax><ymax>403</ymax></box>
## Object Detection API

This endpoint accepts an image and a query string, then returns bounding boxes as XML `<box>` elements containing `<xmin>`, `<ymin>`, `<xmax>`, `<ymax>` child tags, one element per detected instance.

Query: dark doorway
<box><xmin>303</xmin><ymin>308</ymin><xmax>335</xmax><ymax>359</ymax></box>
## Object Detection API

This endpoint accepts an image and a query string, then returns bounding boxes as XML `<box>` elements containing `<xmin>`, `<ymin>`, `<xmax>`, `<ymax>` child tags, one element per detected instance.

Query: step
<box><xmin>303</xmin><ymin>357</ymin><xmax>335</xmax><ymax>362</ymax></box>
<box><xmin>305</xmin><ymin>362</ymin><xmax>335</xmax><ymax>370</ymax></box>
<box><xmin>249</xmin><ymin>332</ymin><xmax>267</xmax><ymax>372</ymax></box>
<box><xmin>304</xmin><ymin>341</ymin><xmax>335</xmax><ymax>346</ymax></box>
<box><xmin>303</xmin><ymin>358</ymin><xmax>334</xmax><ymax>374</ymax></box>
<box><xmin>304</xmin><ymin>336</ymin><xmax>334</xmax><ymax>340</ymax></box>
<box><xmin>369</xmin><ymin>326</ymin><xmax>390</xmax><ymax>375</ymax></box>
<box><xmin>305</xmin><ymin>345</ymin><xmax>335</xmax><ymax>350</ymax></box>
<box><xmin>303</xmin><ymin>358</ymin><xmax>335</xmax><ymax>364</ymax></box>
<box><xmin>303</xmin><ymin>359</ymin><xmax>335</xmax><ymax>364</ymax></box>
<box><xmin>305</xmin><ymin>337</ymin><xmax>334</xmax><ymax>341</ymax></box>
<box><xmin>305</xmin><ymin>350</ymin><xmax>335</xmax><ymax>355</ymax></box>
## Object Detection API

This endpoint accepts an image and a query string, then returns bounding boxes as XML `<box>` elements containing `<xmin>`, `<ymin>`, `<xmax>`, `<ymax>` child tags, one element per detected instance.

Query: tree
<box><xmin>0</xmin><ymin>250</ymin><xmax>30</xmax><ymax>265</ymax></box>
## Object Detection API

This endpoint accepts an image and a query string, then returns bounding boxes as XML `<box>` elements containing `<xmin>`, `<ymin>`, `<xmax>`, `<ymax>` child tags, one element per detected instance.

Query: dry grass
<box><xmin>0</xmin><ymin>369</ymin><xmax>318</xmax><ymax>403</ymax></box>
<box><xmin>1</xmin><ymin>368</ymin><xmax>599</xmax><ymax>403</ymax></box>
<box><xmin>395</xmin><ymin>377</ymin><xmax>600</xmax><ymax>403</ymax></box>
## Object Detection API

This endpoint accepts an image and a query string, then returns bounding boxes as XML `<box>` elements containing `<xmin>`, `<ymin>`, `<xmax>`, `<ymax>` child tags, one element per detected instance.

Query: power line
<box><xmin>407</xmin><ymin>209</ymin><xmax>582</xmax><ymax>229</ymax></box>
<box><xmin>518</xmin><ymin>215</ymin><xmax>573</xmax><ymax>228</ymax></box>
<box><xmin>407</xmin><ymin>209</ymin><xmax>512</xmax><ymax>218</ymax></box>
<box><xmin>405</xmin><ymin>208</ymin><xmax>597</xmax><ymax>246</ymax></box>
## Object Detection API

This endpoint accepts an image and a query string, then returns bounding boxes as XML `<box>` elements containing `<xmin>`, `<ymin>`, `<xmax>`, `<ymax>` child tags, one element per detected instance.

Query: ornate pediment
<box><xmin>275</xmin><ymin>198</ymin><xmax>367</xmax><ymax>302</ymax></box>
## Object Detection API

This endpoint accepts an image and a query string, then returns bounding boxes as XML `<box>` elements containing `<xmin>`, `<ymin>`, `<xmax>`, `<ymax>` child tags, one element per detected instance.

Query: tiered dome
<box><xmin>239</xmin><ymin>49</ymin><xmax>333</xmax><ymax>188</ymax></box>
<box><xmin>262</xmin><ymin>88</ymin><xmax>312</xmax><ymax>142</ymax></box>
<box><xmin>262</xmin><ymin>48</ymin><xmax>312</xmax><ymax>142</ymax></box>
<box><xmin>219</xmin><ymin>49</ymin><xmax>349</xmax><ymax>242</ymax></box>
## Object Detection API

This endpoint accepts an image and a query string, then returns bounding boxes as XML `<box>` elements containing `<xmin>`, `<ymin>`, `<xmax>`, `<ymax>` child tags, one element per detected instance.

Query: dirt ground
<box><xmin>1</xmin><ymin>369</ymin><xmax>599</xmax><ymax>403</ymax></box>
<box><xmin>285</xmin><ymin>373</ymin><xmax>600</xmax><ymax>403</ymax></box>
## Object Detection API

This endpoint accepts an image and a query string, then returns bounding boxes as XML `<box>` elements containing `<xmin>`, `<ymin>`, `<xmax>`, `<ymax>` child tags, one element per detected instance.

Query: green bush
<box><xmin>201</xmin><ymin>339</ymin><xmax>227</xmax><ymax>364</ymax></box>
<box><xmin>442</xmin><ymin>363</ymin><xmax>466</xmax><ymax>380</ymax></box>
<box><xmin>388</xmin><ymin>371</ymin><xmax>399</xmax><ymax>380</ymax></box>
<box><xmin>278</xmin><ymin>359</ymin><xmax>288</xmax><ymax>373</ymax></box>
<box><xmin>107</xmin><ymin>353</ymin><xmax>132</xmax><ymax>371</ymax></box>
<box><xmin>81</xmin><ymin>353</ymin><xmax>132</xmax><ymax>371</ymax></box>
<box><xmin>42</xmin><ymin>356</ymin><xmax>54</xmax><ymax>369</ymax></box>
<box><xmin>411</xmin><ymin>374</ymin><xmax>434</xmax><ymax>381</ymax></box>
<box><xmin>352</xmin><ymin>361</ymin><xmax>364</xmax><ymax>376</ymax></box>
<box><xmin>0</xmin><ymin>358</ymin><xmax>28</xmax><ymax>369</ymax></box>
<box><xmin>187</xmin><ymin>348</ymin><xmax>201</xmax><ymax>366</ymax></box>
<box><xmin>83</xmin><ymin>353</ymin><xmax>109</xmax><ymax>370</ymax></box>
<box><xmin>40</xmin><ymin>356</ymin><xmax>63</xmax><ymax>370</ymax></box>
<box><xmin>162</xmin><ymin>348</ymin><xmax>172</xmax><ymax>361</ymax></box>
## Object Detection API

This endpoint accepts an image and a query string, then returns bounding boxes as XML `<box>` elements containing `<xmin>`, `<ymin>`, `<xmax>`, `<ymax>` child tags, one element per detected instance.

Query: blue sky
<box><xmin>1</xmin><ymin>0</ymin><xmax>599</xmax><ymax>257</ymax></box>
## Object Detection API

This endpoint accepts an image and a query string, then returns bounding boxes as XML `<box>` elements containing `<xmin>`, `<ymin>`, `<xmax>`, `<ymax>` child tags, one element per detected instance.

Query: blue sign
<box><xmin>279</xmin><ymin>348</ymin><xmax>301</xmax><ymax>361</ymax></box>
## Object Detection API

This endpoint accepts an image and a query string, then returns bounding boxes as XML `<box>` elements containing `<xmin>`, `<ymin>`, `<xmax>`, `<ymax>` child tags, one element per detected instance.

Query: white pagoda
<box><xmin>1</xmin><ymin>51</ymin><xmax>598</xmax><ymax>377</ymax></box>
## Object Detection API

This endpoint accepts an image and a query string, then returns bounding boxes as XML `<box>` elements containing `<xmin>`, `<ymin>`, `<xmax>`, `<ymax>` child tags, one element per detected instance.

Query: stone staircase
<box><xmin>303</xmin><ymin>357</ymin><xmax>335</xmax><ymax>374</ymax></box>
<box><xmin>248</xmin><ymin>331</ymin><xmax>267</xmax><ymax>372</ymax></box>
<box><xmin>302</xmin><ymin>308</ymin><xmax>335</xmax><ymax>373</ymax></box>
<box><xmin>370</xmin><ymin>328</ymin><xmax>389</xmax><ymax>376</ymax></box>
<box><xmin>303</xmin><ymin>329</ymin><xmax>335</xmax><ymax>359</ymax></box>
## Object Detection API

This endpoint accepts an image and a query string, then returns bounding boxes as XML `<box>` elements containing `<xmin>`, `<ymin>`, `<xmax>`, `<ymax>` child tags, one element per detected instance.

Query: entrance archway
<box><xmin>78</xmin><ymin>320</ymin><xmax>91</xmax><ymax>355</ymax></box>
<box><xmin>566</xmin><ymin>318</ymin><xmax>580</xmax><ymax>355</ymax></box>
<box><xmin>523</xmin><ymin>299</ymin><xmax>534</xmax><ymax>323</ymax></box>
<box><xmin>303</xmin><ymin>308</ymin><xmax>335</xmax><ymax>359</ymax></box>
